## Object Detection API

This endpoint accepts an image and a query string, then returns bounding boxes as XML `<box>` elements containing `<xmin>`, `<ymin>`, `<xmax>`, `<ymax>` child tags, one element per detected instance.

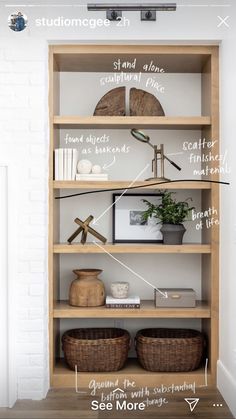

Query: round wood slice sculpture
<box><xmin>94</xmin><ymin>86</ymin><xmax>125</xmax><ymax>116</ymax></box>
<box><xmin>130</xmin><ymin>87</ymin><xmax>165</xmax><ymax>116</ymax></box>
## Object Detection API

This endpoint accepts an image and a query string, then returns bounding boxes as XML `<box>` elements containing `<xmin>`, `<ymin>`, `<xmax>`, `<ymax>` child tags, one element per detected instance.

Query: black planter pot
<box><xmin>160</xmin><ymin>223</ymin><xmax>186</xmax><ymax>245</ymax></box>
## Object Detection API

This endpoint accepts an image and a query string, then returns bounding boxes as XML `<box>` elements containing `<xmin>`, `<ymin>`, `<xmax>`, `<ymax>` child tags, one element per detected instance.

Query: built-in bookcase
<box><xmin>49</xmin><ymin>44</ymin><xmax>219</xmax><ymax>388</ymax></box>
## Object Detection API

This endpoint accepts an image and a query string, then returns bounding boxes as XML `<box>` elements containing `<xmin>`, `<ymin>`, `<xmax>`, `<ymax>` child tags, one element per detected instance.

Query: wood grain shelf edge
<box><xmin>53</xmin><ymin>358</ymin><xmax>211</xmax><ymax>388</ymax></box>
<box><xmin>53</xmin><ymin>243</ymin><xmax>211</xmax><ymax>254</ymax></box>
<box><xmin>53</xmin><ymin>115</ymin><xmax>211</xmax><ymax>129</ymax></box>
<box><xmin>53</xmin><ymin>300</ymin><xmax>210</xmax><ymax>318</ymax></box>
<box><xmin>53</xmin><ymin>180</ymin><xmax>212</xmax><ymax>190</ymax></box>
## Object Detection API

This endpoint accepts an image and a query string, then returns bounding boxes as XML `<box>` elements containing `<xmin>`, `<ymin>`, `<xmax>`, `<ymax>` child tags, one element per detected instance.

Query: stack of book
<box><xmin>54</xmin><ymin>148</ymin><xmax>78</xmax><ymax>181</ymax></box>
<box><xmin>76</xmin><ymin>173</ymin><xmax>108</xmax><ymax>181</ymax></box>
<box><xmin>106</xmin><ymin>295</ymin><xmax>140</xmax><ymax>309</ymax></box>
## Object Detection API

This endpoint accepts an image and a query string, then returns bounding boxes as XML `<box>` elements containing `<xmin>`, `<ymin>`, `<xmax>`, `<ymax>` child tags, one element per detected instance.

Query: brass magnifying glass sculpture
<box><xmin>130</xmin><ymin>128</ymin><xmax>181</xmax><ymax>182</ymax></box>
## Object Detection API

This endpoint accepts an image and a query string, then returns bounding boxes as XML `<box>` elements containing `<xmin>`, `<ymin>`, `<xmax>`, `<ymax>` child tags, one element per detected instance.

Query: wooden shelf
<box><xmin>53</xmin><ymin>116</ymin><xmax>211</xmax><ymax>129</ymax></box>
<box><xmin>53</xmin><ymin>300</ymin><xmax>210</xmax><ymax>319</ymax></box>
<box><xmin>53</xmin><ymin>243</ymin><xmax>211</xmax><ymax>254</ymax></box>
<box><xmin>52</xmin><ymin>44</ymin><xmax>215</xmax><ymax>73</ymax></box>
<box><xmin>53</xmin><ymin>180</ymin><xmax>212</xmax><ymax>190</ymax></box>
<box><xmin>53</xmin><ymin>358</ymin><xmax>210</xmax><ymax>388</ymax></box>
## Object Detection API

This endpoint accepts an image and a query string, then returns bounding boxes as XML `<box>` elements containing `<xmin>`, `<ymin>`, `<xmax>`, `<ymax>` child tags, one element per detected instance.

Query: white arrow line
<box><xmin>113</xmin><ymin>388</ymin><xmax>125</xmax><ymax>393</ymax></box>
<box><xmin>166</xmin><ymin>152</ymin><xmax>184</xmax><ymax>156</ymax></box>
<box><xmin>199</xmin><ymin>358</ymin><xmax>208</xmax><ymax>387</ymax></box>
<box><xmin>103</xmin><ymin>156</ymin><xmax>116</xmax><ymax>170</ymax></box>
<box><xmin>92</xmin><ymin>163</ymin><xmax>150</xmax><ymax>225</ymax></box>
<box><xmin>205</xmin><ymin>358</ymin><xmax>208</xmax><ymax>386</ymax></box>
<box><xmin>75</xmin><ymin>365</ymin><xmax>87</xmax><ymax>394</ymax></box>
<box><xmin>93</xmin><ymin>241</ymin><xmax>168</xmax><ymax>298</ymax></box>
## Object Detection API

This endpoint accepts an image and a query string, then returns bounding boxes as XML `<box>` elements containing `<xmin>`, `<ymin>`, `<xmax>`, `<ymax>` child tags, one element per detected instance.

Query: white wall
<box><xmin>0</xmin><ymin>33</ymin><xmax>49</xmax><ymax>402</ymax></box>
<box><xmin>0</xmin><ymin>167</ymin><xmax>9</xmax><ymax>406</ymax></box>
<box><xmin>217</xmin><ymin>34</ymin><xmax>236</xmax><ymax>417</ymax></box>
<box><xmin>0</xmin><ymin>0</ymin><xmax>235</xmax><ymax>414</ymax></box>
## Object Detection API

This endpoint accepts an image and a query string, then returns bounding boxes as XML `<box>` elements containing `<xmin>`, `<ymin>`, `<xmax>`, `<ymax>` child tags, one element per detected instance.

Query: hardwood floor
<box><xmin>0</xmin><ymin>388</ymin><xmax>233</xmax><ymax>419</ymax></box>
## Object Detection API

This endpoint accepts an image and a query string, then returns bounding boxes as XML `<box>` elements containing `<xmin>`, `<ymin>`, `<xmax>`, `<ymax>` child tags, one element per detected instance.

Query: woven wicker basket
<box><xmin>135</xmin><ymin>328</ymin><xmax>204</xmax><ymax>372</ymax></box>
<box><xmin>62</xmin><ymin>328</ymin><xmax>131</xmax><ymax>372</ymax></box>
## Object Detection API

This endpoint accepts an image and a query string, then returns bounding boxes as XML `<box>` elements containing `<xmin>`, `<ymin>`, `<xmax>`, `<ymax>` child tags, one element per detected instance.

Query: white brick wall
<box><xmin>0</xmin><ymin>39</ymin><xmax>49</xmax><ymax>401</ymax></box>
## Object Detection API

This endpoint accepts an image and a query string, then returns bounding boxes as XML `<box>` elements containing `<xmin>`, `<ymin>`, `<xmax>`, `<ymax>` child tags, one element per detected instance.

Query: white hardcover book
<box><xmin>76</xmin><ymin>174</ymin><xmax>108</xmax><ymax>180</ymax></box>
<box><xmin>77</xmin><ymin>174</ymin><xmax>108</xmax><ymax>178</ymax></box>
<box><xmin>67</xmin><ymin>148</ymin><xmax>72</xmax><ymax>180</ymax></box>
<box><xmin>58</xmin><ymin>148</ymin><xmax>64</xmax><ymax>181</ymax></box>
<box><xmin>54</xmin><ymin>149</ymin><xmax>59</xmax><ymax>180</ymax></box>
<box><xmin>72</xmin><ymin>149</ymin><xmax>78</xmax><ymax>181</ymax></box>
<box><xmin>64</xmin><ymin>149</ymin><xmax>68</xmax><ymax>180</ymax></box>
<box><xmin>106</xmin><ymin>295</ymin><xmax>140</xmax><ymax>304</ymax></box>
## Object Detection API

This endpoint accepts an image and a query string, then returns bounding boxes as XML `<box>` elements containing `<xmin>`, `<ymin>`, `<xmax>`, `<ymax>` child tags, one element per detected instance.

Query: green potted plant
<box><xmin>142</xmin><ymin>191</ymin><xmax>194</xmax><ymax>245</ymax></box>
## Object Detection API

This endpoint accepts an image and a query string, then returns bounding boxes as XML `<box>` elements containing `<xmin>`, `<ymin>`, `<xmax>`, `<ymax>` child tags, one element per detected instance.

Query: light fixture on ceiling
<box><xmin>87</xmin><ymin>3</ymin><xmax>177</xmax><ymax>21</ymax></box>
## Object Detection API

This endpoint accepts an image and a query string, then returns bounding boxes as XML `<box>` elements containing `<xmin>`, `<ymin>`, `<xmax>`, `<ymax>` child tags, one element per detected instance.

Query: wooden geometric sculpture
<box><xmin>67</xmin><ymin>215</ymin><xmax>107</xmax><ymax>245</ymax></box>
<box><xmin>93</xmin><ymin>86</ymin><xmax>165</xmax><ymax>117</ymax></box>
<box><xmin>93</xmin><ymin>86</ymin><xmax>125</xmax><ymax>116</ymax></box>
<box><xmin>130</xmin><ymin>87</ymin><xmax>165</xmax><ymax>116</ymax></box>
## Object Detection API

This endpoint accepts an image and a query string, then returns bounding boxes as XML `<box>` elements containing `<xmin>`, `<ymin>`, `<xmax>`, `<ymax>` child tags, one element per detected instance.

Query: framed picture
<box><xmin>112</xmin><ymin>193</ymin><xmax>163</xmax><ymax>244</ymax></box>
